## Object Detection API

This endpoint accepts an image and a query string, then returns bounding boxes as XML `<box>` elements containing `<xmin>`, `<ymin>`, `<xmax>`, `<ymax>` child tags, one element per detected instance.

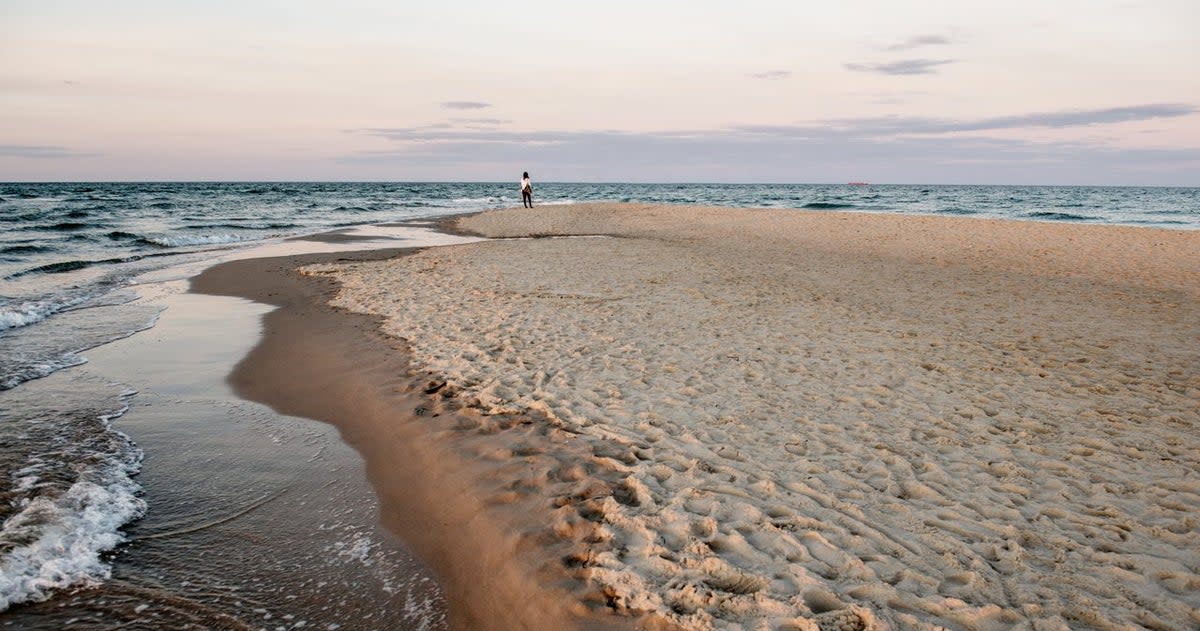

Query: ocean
<box><xmin>0</xmin><ymin>181</ymin><xmax>1197</xmax><ymax>619</ymax></box>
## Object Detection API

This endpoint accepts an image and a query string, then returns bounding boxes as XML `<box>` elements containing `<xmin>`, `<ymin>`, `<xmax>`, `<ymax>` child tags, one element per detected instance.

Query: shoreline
<box><xmin>2</xmin><ymin>271</ymin><xmax>446</xmax><ymax>629</ymax></box>
<box><xmin>190</xmin><ymin>244</ymin><xmax>656</xmax><ymax>630</ymax></box>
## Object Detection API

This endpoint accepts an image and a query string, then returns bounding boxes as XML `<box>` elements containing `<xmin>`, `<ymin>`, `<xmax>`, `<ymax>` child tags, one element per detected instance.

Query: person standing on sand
<box><xmin>521</xmin><ymin>172</ymin><xmax>533</xmax><ymax>208</ymax></box>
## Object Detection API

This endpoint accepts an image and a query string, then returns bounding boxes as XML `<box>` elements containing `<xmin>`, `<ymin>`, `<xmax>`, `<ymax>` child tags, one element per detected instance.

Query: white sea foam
<box><xmin>0</xmin><ymin>305</ymin><xmax>161</xmax><ymax>391</ymax></box>
<box><xmin>142</xmin><ymin>233</ymin><xmax>255</xmax><ymax>247</ymax></box>
<box><xmin>323</xmin><ymin>527</ymin><xmax>447</xmax><ymax>628</ymax></box>
<box><xmin>0</xmin><ymin>296</ymin><xmax>87</xmax><ymax>331</ymax></box>
<box><xmin>0</xmin><ymin>407</ymin><xmax>145</xmax><ymax>611</ymax></box>
<box><xmin>402</xmin><ymin>578</ymin><xmax>446</xmax><ymax>631</ymax></box>
<box><xmin>333</xmin><ymin>532</ymin><xmax>377</xmax><ymax>566</ymax></box>
<box><xmin>0</xmin><ymin>354</ymin><xmax>88</xmax><ymax>390</ymax></box>
<box><xmin>447</xmin><ymin>195</ymin><xmax>573</xmax><ymax>208</ymax></box>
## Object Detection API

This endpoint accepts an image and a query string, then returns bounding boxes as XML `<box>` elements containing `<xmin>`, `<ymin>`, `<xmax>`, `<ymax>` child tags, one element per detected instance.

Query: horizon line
<box><xmin>3</xmin><ymin>180</ymin><xmax>1198</xmax><ymax>189</ymax></box>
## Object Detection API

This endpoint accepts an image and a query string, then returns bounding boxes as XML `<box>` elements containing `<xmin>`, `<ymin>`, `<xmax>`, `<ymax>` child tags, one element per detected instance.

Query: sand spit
<box><xmin>305</xmin><ymin>204</ymin><xmax>1199</xmax><ymax>630</ymax></box>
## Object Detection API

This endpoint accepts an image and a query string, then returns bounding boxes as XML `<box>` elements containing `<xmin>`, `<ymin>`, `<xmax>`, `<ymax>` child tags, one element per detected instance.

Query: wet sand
<box><xmin>191</xmin><ymin>248</ymin><xmax>654</xmax><ymax>631</ymax></box>
<box><xmin>304</xmin><ymin>204</ymin><xmax>1199</xmax><ymax>630</ymax></box>
<box><xmin>0</xmin><ymin>226</ymin><xmax>480</xmax><ymax>630</ymax></box>
<box><xmin>2</xmin><ymin>279</ymin><xmax>444</xmax><ymax>630</ymax></box>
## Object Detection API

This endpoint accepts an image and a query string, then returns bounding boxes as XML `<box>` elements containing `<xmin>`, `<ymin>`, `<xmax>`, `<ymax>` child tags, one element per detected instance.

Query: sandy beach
<box><xmin>285</xmin><ymin>203</ymin><xmax>1199</xmax><ymax>630</ymax></box>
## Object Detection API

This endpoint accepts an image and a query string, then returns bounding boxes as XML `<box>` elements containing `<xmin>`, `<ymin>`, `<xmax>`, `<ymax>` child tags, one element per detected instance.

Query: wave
<box><xmin>936</xmin><ymin>208</ymin><xmax>979</xmax><ymax>215</ymax></box>
<box><xmin>0</xmin><ymin>212</ymin><xmax>43</xmax><ymax>223</ymax></box>
<box><xmin>0</xmin><ymin>403</ymin><xmax>146</xmax><ymax>610</ymax></box>
<box><xmin>138</xmin><ymin>233</ymin><xmax>256</xmax><ymax>248</ymax></box>
<box><xmin>1025</xmin><ymin>211</ymin><xmax>1095</xmax><ymax>222</ymax></box>
<box><xmin>802</xmin><ymin>202</ymin><xmax>857</xmax><ymax>209</ymax></box>
<box><xmin>1145</xmin><ymin>209</ymin><xmax>1192</xmax><ymax>215</ymax></box>
<box><xmin>46</xmin><ymin>222</ymin><xmax>93</xmax><ymax>231</ymax></box>
<box><xmin>19</xmin><ymin>260</ymin><xmax>94</xmax><ymax>275</ymax></box>
<box><xmin>1126</xmin><ymin>219</ymin><xmax>1189</xmax><ymax>226</ymax></box>
<box><xmin>106</xmin><ymin>230</ymin><xmax>140</xmax><ymax>241</ymax></box>
<box><xmin>8</xmin><ymin>251</ymin><xmax>181</xmax><ymax>280</ymax></box>
<box><xmin>0</xmin><ymin>353</ymin><xmax>89</xmax><ymax>390</ymax></box>
<box><xmin>0</xmin><ymin>293</ymin><xmax>96</xmax><ymax>331</ymax></box>
<box><xmin>0</xmin><ymin>300</ymin><xmax>161</xmax><ymax>390</ymax></box>
<box><xmin>1</xmin><ymin>244</ymin><xmax>53</xmax><ymax>254</ymax></box>
<box><xmin>181</xmin><ymin>222</ymin><xmax>299</xmax><ymax>231</ymax></box>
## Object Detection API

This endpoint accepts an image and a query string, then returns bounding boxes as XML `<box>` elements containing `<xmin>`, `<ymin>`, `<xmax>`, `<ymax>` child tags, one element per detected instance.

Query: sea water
<box><xmin>0</xmin><ymin>181</ymin><xmax>1197</xmax><ymax>613</ymax></box>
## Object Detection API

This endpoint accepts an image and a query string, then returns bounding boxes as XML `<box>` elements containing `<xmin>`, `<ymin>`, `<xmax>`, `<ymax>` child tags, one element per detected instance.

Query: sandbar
<box><xmin>301</xmin><ymin>204</ymin><xmax>1198</xmax><ymax>630</ymax></box>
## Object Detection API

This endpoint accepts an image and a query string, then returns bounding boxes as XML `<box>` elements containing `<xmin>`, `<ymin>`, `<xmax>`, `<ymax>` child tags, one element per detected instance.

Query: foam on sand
<box><xmin>306</xmin><ymin>204</ymin><xmax>1199</xmax><ymax>630</ymax></box>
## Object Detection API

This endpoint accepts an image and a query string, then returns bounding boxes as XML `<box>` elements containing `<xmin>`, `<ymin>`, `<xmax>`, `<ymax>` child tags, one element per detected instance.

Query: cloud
<box><xmin>825</xmin><ymin>103</ymin><xmax>1198</xmax><ymax>135</ymax></box>
<box><xmin>845</xmin><ymin>58</ymin><xmax>956</xmax><ymax>75</ymax></box>
<box><xmin>342</xmin><ymin>103</ymin><xmax>1199</xmax><ymax>184</ymax></box>
<box><xmin>360</xmin><ymin>127</ymin><xmax>569</xmax><ymax>147</ymax></box>
<box><xmin>342</xmin><ymin>126</ymin><xmax>1199</xmax><ymax>185</ymax></box>
<box><xmin>441</xmin><ymin>101</ymin><xmax>492</xmax><ymax>110</ymax></box>
<box><xmin>362</xmin><ymin>104</ymin><xmax>1197</xmax><ymax>148</ymax></box>
<box><xmin>0</xmin><ymin>144</ymin><xmax>97</xmax><ymax>159</ymax></box>
<box><xmin>749</xmin><ymin>70</ymin><xmax>792</xmax><ymax>80</ymax></box>
<box><xmin>968</xmin><ymin>103</ymin><xmax>1197</xmax><ymax>130</ymax></box>
<box><xmin>884</xmin><ymin>35</ymin><xmax>950</xmax><ymax>51</ymax></box>
<box><xmin>450</xmin><ymin>117</ymin><xmax>513</xmax><ymax>125</ymax></box>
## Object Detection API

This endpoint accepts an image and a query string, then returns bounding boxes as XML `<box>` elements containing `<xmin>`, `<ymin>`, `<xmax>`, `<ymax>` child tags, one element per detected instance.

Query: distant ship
<box><xmin>847</xmin><ymin>182</ymin><xmax>869</xmax><ymax>186</ymax></box>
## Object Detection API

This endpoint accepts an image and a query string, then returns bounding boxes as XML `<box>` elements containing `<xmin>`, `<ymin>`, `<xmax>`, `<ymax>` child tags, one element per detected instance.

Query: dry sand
<box><xmin>302</xmin><ymin>204</ymin><xmax>1199</xmax><ymax>630</ymax></box>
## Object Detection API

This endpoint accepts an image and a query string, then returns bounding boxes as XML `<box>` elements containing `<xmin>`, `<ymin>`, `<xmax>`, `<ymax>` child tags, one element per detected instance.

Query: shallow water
<box><xmin>1</xmin><ymin>284</ymin><xmax>445</xmax><ymax>630</ymax></box>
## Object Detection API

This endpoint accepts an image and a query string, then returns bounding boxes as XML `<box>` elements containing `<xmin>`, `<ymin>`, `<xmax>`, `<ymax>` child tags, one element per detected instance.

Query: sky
<box><xmin>2</xmin><ymin>0</ymin><xmax>1199</xmax><ymax>184</ymax></box>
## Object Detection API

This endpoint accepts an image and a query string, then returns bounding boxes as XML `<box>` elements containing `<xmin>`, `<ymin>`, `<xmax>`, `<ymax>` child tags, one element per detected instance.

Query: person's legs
<box><xmin>522</xmin><ymin>191</ymin><xmax>532</xmax><ymax>208</ymax></box>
